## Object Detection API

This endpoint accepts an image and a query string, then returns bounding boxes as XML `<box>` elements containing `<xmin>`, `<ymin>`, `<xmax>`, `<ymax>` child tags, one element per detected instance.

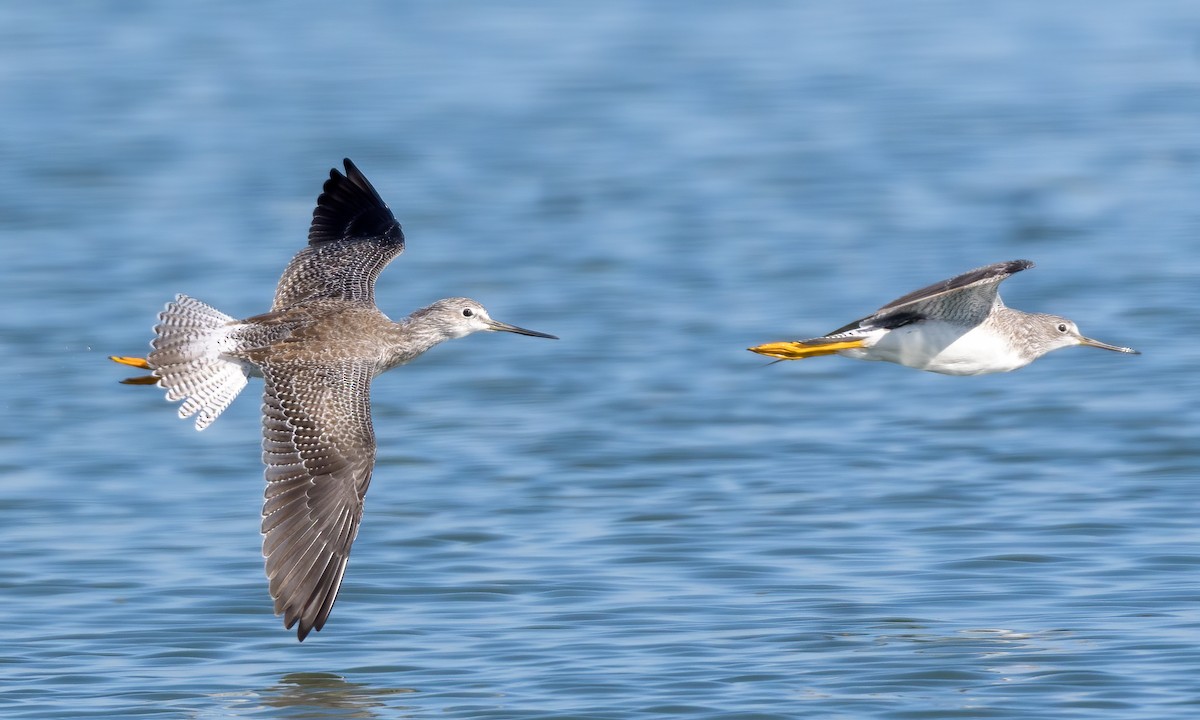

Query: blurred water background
<box><xmin>2</xmin><ymin>1</ymin><xmax>1199</xmax><ymax>718</ymax></box>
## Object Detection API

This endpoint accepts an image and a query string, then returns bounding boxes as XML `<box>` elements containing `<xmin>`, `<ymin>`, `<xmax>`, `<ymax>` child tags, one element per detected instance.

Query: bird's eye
<box><xmin>462</xmin><ymin>308</ymin><xmax>474</xmax><ymax>318</ymax></box>
<box><xmin>1057</xmin><ymin>323</ymin><xmax>1068</xmax><ymax>333</ymax></box>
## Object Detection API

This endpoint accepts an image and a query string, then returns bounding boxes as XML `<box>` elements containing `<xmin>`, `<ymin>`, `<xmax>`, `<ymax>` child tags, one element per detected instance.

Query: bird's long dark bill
<box><xmin>1079</xmin><ymin>337</ymin><xmax>1140</xmax><ymax>354</ymax></box>
<box><xmin>487</xmin><ymin>320</ymin><xmax>557</xmax><ymax>339</ymax></box>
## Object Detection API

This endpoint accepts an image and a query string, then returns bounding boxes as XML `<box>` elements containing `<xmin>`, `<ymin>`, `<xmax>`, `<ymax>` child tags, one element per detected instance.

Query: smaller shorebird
<box><xmin>748</xmin><ymin>259</ymin><xmax>1137</xmax><ymax>375</ymax></box>
<box><xmin>112</xmin><ymin>159</ymin><xmax>556</xmax><ymax>640</ymax></box>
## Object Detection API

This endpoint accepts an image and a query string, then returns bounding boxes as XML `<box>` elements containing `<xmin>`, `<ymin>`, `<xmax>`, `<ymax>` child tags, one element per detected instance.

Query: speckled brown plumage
<box><xmin>115</xmin><ymin>159</ymin><xmax>555</xmax><ymax>640</ymax></box>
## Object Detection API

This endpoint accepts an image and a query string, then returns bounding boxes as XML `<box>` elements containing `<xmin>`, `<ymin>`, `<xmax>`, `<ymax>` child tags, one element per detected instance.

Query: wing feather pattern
<box><xmin>272</xmin><ymin>159</ymin><xmax>406</xmax><ymax>310</ymax></box>
<box><xmin>828</xmin><ymin>260</ymin><xmax>1033</xmax><ymax>335</ymax></box>
<box><xmin>260</xmin><ymin>359</ymin><xmax>377</xmax><ymax>641</ymax></box>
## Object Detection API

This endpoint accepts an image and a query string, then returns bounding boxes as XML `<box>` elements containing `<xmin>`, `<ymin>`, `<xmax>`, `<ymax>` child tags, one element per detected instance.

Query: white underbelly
<box><xmin>842</xmin><ymin>323</ymin><xmax>1030</xmax><ymax>375</ymax></box>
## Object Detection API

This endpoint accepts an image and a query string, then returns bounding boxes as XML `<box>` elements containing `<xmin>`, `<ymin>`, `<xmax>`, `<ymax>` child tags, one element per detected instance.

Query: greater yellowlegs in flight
<box><xmin>748</xmin><ymin>260</ymin><xmax>1137</xmax><ymax>375</ymax></box>
<box><xmin>112</xmin><ymin>159</ymin><xmax>556</xmax><ymax>640</ymax></box>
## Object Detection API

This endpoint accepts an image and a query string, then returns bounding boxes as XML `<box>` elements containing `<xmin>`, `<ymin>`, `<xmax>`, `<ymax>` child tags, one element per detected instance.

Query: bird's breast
<box><xmin>849</xmin><ymin>322</ymin><xmax>1031</xmax><ymax>375</ymax></box>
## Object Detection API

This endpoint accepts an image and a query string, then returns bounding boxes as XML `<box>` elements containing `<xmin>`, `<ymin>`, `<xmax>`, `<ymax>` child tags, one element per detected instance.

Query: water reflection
<box><xmin>222</xmin><ymin>672</ymin><xmax>416</xmax><ymax>719</ymax></box>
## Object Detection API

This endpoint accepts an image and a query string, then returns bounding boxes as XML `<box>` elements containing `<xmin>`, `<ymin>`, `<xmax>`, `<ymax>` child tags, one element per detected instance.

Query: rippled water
<box><xmin>3</xmin><ymin>1</ymin><xmax>1199</xmax><ymax>718</ymax></box>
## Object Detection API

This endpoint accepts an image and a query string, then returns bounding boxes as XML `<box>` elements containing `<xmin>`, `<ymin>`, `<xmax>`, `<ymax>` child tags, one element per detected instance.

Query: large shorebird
<box><xmin>112</xmin><ymin>159</ymin><xmax>556</xmax><ymax>640</ymax></box>
<box><xmin>749</xmin><ymin>260</ymin><xmax>1136</xmax><ymax>375</ymax></box>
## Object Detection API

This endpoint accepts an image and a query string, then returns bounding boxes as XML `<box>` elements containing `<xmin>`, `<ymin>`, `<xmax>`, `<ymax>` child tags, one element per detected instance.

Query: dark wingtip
<box><xmin>308</xmin><ymin>158</ymin><xmax>404</xmax><ymax>245</ymax></box>
<box><xmin>284</xmin><ymin>613</ymin><xmax>315</xmax><ymax>642</ymax></box>
<box><xmin>966</xmin><ymin>259</ymin><xmax>1034</xmax><ymax>278</ymax></box>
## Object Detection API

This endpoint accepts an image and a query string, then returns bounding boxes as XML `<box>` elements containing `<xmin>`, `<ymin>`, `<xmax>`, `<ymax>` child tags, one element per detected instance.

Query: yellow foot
<box><xmin>119</xmin><ymin>375</ymin><xmax>159</xmax><ymax>385</ymax></box>
<box><xmin>748</xmin><ymin>338</ymin><xmax>865</xmax><ymax>360</ymax></box>
<box><xmin>110</xmin><ymin>356</ymin><xmax>157</xmax><ymax>384</ymax></box>
<box><xmin>109</xmin><ymin>356</ymin><xmax>151</xmax><ymax>369</ymax></box>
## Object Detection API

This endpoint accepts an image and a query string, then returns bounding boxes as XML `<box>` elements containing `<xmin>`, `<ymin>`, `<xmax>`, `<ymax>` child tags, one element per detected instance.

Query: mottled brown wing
<box><xmin>828</xmin><ymin>260</ymin><xmax>1034</xmax><ymax>335</ymax></box>
<box><xmin>272</xmin><ymin>159</ymin><xmax>406</xmax><ymax>310</ymax></box>
<box><xmin>259</xmin><ymin>359</ymin><xmax>377</xmax><ymax>641</ymax></box>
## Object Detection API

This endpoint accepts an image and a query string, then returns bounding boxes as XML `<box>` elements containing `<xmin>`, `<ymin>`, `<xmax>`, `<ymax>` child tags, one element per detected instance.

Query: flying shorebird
<box><xmin>748</xmin><ymin>260</ymin><xmax>1137</xmax><ymax>375</ymax></box>
<box><xmin>112</xmin><ymin>159</ymin><xmax>556</xmax><ymax>640</ymax></box>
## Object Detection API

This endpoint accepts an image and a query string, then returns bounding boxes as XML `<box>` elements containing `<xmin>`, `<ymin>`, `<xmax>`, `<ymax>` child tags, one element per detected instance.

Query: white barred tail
<box><xmin>148</xmin><ymin>294</ymin><xmax>250</xmax><ymax>431</ymax></box>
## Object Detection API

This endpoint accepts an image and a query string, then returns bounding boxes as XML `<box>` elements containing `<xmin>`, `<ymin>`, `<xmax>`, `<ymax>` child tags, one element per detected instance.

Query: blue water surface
<box><xmin>2</xmin><ymin>1</ymin><xmax>1199</xmax><ymax>718</ymax></box>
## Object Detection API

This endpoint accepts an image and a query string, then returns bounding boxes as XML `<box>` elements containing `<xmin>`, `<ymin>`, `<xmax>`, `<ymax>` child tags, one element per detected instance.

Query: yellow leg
<box><xmin>119</xmin><ymin>375</ymin><xmax>159</xmax><ymax>385</ymax></box>
<box><xmin>109</xmin><ymin>356</ymin><xmax>151</xmax><ymax>369</ymax></box>
<box><xmin>110</xmin><ymin>356</ymin><xmax>157</xmax><ymax>385</ymax></box>
<box><xmin>748</xmin><ymin>338</ymin><xmax>866</xmax><ymax>360</ymax></box>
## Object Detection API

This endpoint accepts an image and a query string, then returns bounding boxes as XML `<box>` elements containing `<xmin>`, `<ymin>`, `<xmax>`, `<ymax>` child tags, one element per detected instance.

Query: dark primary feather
<box><xmin>827</xmin><ymin>309</ymin><xmax>924</xmax><ymax>337</ymax></box>
<box><xmin>272</xmin><ymin>159</ymin><xmax>406</xmax><ymax>310</ymax></box>
<box><xmin>308</xmin><ymin>158</ymin><xmax>401</xmax><ymax>245</ymax></box>
<box><xmin>259</xmin><ymin>359</ymin><xmax>377</xmax><ymax>641</ymax></box>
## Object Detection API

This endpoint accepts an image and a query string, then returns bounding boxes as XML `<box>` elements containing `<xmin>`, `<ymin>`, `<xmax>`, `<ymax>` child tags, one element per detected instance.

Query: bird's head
<box><xmin>416</xmin><ymin>298</ymin><xmax>557</xmax><ymax>341</ymax></box>
<box><xmin>1032</xmin><ymin>313</ymin><xmax>1139</xmax><ymax>357</ymax></box>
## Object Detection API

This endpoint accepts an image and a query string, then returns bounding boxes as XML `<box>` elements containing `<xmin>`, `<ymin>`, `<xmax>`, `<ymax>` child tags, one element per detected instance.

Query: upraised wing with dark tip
<box><xmin>829</xmin><ymin>260</ymin><xmax>1034</xmax><ymax>335</ymax></box>
<box><xmin>272</xmin><ymin>158</ymin><xmax>407</xmax><ymax>310</ymax></box>
<box><xmin>876</xmin><ymin>259</ymin><xmax>1034</xmax><ymax>313</ymax></box>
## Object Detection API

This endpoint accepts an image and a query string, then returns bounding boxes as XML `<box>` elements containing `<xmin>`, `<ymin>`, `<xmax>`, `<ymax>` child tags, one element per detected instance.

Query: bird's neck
<box><xmin>988</xmin><ymin>307</ymin><xmax>1043</xmax><ymax>361</ymax></box>
<box><xmin>381</xmin><ymin>304</ymin><xmax>465</xmax><ymax>372</ymax></box>
<box><xmin>379</xmin><ymin>314</ymin><xmax>452</xmax><ymax>371</ymax></box>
